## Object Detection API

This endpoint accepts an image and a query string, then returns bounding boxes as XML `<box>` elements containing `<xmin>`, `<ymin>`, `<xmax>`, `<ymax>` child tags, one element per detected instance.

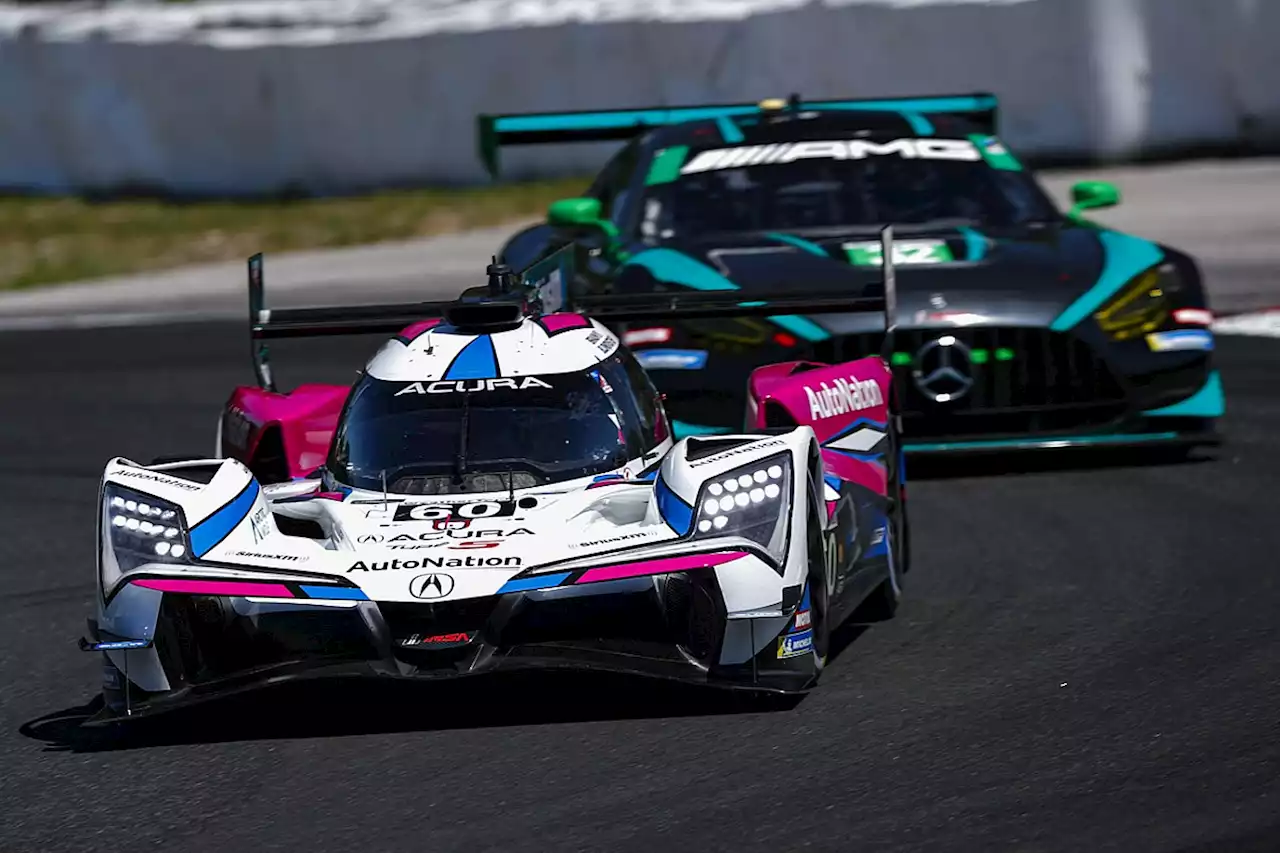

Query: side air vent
<box><xmin>763</xmin><ymin>401</ymin><xmax>798</xmax><ymax>428</ymax></box>
<box><xmin>145</xmin><ymin>459</ymin><xmax>220</xmax><ymax>484</ymax></box>
<box><xmin>273</xmin><ymin>515</ymin><xmax>327</xmax><ymax>539</ymax></box>
<box><xmin>685</xmin><ymin>437</ymin><xmax>752</xmax><ymax>461</ymax></box>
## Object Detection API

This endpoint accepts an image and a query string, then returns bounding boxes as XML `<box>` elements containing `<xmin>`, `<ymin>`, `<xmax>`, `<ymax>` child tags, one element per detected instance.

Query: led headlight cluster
<box><xmin>692</xmin><ymin>452</ymin><xmax>792</xmax><ymax>568</ymax></box>
<box><xmin>102</xmin><ymin>482</ymin><xmax>193</xmax><ymax>576</ymax></box>
<box><xmin>1094</xmin><ymin>264</ymin><xmax>1182</xmax><ymax>341</ymax></box>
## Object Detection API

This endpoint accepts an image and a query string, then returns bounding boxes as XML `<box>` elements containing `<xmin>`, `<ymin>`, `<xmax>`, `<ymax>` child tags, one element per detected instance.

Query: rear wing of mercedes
<box><xmin>246</xmin><ymin>226</ymin><xmax>900</xmax><ymax>392</ymax></box>
<box><xmin>476</xmin><ymin>92</ymin><xmax>998</xmax><ymax>176</ymax></box>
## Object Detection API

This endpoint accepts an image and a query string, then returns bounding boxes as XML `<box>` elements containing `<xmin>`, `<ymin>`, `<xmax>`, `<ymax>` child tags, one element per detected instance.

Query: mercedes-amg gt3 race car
<box><xmin>481</xmin><ymin>92</ymin><xmax>1224</xmax><ymax>454</ymax></box>
<box><xmin>80</xmin><ymin>238</ymin><xmax>909</xmax><ymax>723</ymax></box>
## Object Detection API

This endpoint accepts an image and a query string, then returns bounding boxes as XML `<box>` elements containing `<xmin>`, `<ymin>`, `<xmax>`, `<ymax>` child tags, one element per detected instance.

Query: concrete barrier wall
<box><xmin>1</xmin><ymin>0</ymin><xmax>1277</xmax><ymax>196</ymax></box>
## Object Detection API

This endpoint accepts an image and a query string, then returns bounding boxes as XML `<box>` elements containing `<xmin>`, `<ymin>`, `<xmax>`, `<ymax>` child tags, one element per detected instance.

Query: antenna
<box><xmin>879</xmin><ymin>224</ymin><xmax>904</xmax><ymax>436</ymax></box>
<box><xmin>381</xmin><ymin>469</ymin><xmax>389</xmax><ymax>511</ymax></box>
<box><xmin>879</xmin><ymin>224</ymin><xmax>898</xmax><ymax>356</ymax></box>
<box><xmin>248</xmin><ymin>253</ymin><xmax>276</xmax><ymax>391</ymax></box>
<box><xmin>507</xmin><ymin>465</ymin><xmax>516</xmax><ymax>504</ymax></box>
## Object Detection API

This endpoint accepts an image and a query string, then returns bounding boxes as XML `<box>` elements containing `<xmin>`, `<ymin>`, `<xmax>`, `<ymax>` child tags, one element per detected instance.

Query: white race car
<box><xmin>82</xmin><ymin>241</ymin><xmax>910</xmax><ymax>721</ymax></box>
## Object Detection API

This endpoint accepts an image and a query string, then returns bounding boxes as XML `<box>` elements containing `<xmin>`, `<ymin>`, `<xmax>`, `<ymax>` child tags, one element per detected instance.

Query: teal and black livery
<box><xmin>481</xmin><ymin>91</ymin><xmax>1222</xmax><ymax>457</ymax></box>
<box><xmin>477</xmin><ymin>91</ymin><xmax>997</xmax><ymax>177</ymax></box>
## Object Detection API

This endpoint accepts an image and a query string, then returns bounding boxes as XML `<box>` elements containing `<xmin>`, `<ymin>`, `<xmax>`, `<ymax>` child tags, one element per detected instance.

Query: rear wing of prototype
<box><xmin>247</xmin><ymin>226</ymin><xmax>901</xmax><ymax>392</ymax></box>
<box><xmin>476</xmin><ymin>92</ymin><xmax>998</xmax><ymax>176</ymax></box>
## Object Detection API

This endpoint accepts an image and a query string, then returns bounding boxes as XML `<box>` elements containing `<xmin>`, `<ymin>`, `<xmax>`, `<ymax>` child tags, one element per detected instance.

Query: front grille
<box><xmin>809</xmin><ymin>327</ymin><xmax>1128</xmax><ymax>440</ymax></box>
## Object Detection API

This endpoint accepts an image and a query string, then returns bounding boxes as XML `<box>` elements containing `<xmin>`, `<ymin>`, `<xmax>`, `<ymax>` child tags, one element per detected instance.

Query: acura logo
<box><xmin>408</xmin><ymin>573</ymin><xmax>455</xmax><ymax>600</ymax></box>
<box><xmin>912</xmin><ymin>335</ymin><xmax>974</xmax><ymax>402</ymax></box>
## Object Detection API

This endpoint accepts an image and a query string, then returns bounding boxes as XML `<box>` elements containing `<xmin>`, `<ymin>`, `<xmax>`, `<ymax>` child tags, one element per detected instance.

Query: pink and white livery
<box><xmin>81</xmin><ymin>237</ymin><xmax>910</xmax><ymax>722</ymax></box>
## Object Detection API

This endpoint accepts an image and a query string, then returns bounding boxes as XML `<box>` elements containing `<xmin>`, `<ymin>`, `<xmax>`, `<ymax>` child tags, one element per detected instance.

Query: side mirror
<box><xmin>548</xmin><ymin>197</ymin><xmax>605</xmax><ymax>228</ymax></box>
<box><xmin>546</xmin><ymin>196</ymin><xmax>622</xmax><ymax>255</ymax></box>
<box><xmin>1067</xmin><ymin>180</ymin><xmax>1120</xmax><ymax>220</ymax></box>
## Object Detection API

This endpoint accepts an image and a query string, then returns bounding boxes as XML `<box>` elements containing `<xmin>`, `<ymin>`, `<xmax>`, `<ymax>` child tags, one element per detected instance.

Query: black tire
<box><xmin>806</xmin><ymin>503</ymin><xmax>832</xmax><ymax>667</ymax></box>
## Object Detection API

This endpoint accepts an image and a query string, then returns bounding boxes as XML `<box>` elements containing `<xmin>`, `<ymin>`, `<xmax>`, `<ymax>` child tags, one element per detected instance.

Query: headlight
<box><xmin>691</xmin><ymin>452</ymin><xmax>792</xmax><ymax>569</ymax></box>
<box><xmin>101</xmin><ymin>483</ymin><xmax>193</xmax><ymax>583</ymax></box>
<box><xmin>1094</xmin><ymin>263</ymin><xmax>1182</xmax><ymax>341</ymax></box>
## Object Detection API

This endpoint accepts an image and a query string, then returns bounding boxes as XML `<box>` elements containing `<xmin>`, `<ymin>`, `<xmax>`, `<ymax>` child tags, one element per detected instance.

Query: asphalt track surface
<box><xmin>0</xmin><ymin>314</ymin><xmax>1278</xmax><ymax>852</ymax></box>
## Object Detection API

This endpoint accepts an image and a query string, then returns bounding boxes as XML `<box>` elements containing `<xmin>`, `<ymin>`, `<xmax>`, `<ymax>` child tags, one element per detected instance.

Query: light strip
<box><xmin>133</xmin><ymin>578</ymin><xmax>293</xmax><ymax>597</ymax></box>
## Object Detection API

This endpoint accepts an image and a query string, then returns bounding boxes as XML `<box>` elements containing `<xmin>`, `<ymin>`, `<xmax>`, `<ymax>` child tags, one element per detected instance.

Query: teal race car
<box><xmin>479</xmin><ymin>92</ymin><xmax>1223</xmax><ymax>454</ymax></box>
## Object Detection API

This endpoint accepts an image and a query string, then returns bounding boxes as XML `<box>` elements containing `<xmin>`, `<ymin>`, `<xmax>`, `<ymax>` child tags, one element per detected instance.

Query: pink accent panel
<box><xmin>576</xmin><ymin>550</ymin><xmax>747</xmax><ymax>584</ymax></box>
<box><xmin>821</xmin><ymin>449</ymin><xmax>888</xmax><ymax>496</ymax></box>
<box><xmin>398</xmin><ymin>319</ymin><xmax>442</xmax><ymax>342</ymax></box>
<box><xmin>826</xmin><ymin>500</ymin><xmax>838</xmax><ymax>520</ymax></box>
<box><xmin>540</xmin><ymin>313</ymin><xmax>591</xmax><ymax>333</ymax></box>
<box><xmin>750</xmin><ymin>358</ymin><xmax>892</xmax><ymax>443</ymax></box>
<box><xmin>224</xmin><ymin>383</ymin><xmax>350</xmax><ymax>479</ymax></box>
<box><xmin>134</xmin><ymin>578</ymin><xmax>294</xmax><ymax>597</ymax></box>
<box><xmin>654</xmin><ymin>407</ymin><xmax>670</xmax><ymax>443</ymax></box>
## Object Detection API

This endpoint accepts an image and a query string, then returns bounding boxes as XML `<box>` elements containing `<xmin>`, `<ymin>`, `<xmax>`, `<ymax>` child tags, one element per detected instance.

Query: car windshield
<box><xmin>328</xmin><ymin>358</ymin><xmax>652</xmax><ymax>495</ymax></box>
<box><xmin>638</xmin><ymin>137</ymin><xmax>1059</xmax><ymax>239</ymax></box>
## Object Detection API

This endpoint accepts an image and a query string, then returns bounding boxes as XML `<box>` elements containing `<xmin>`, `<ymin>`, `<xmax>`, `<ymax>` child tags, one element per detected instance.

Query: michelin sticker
<box><xmin>777</xmin><ymin>628</ymin><xmax>814</xmax><ymax>659</ymax></box>
<box><xmin>681</xmin><ymin>138</ymin><xmax>981</xmax><ymax>174</ymax></box>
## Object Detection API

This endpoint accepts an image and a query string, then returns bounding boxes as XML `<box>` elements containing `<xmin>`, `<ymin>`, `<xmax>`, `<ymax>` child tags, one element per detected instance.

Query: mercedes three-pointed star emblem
<box><xmin>912</xmin><ymin>335</ymin><xmax>974</xmax><ymax>403</ymax></box>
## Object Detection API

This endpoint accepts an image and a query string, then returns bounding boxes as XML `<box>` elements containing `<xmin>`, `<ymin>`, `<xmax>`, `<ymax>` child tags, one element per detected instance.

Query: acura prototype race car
<box><xmin>482</xmin><ymin>92</ymin><xmax>1224</xmax><ymax>454</ymax></box>
<box><xmin>81</xmin><ymin>239</ymin><xmax>909</xmax><ymax>722</ymax></box>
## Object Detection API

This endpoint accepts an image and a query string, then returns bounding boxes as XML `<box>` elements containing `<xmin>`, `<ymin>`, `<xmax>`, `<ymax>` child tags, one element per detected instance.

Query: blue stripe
<box><xmin>443</xmin><ymin>335</ymin><xmax>499</xmax><ymax>380</ymax></box>
<box><xmin>655</xmin><ymin>476</ymin><xmax>694</xmax><ymax>535</ymax></box>
<box><xmin>829</xmin><ymin>416</ymin><xmax>888</xmax><ymax>438</ymax></box>
<box><xmin>716</xmin><ymin>115</ymin><xmax>745</xmax><ymax>143</ymax></box>
<box><xmin>865</xmin><ymin>523</ymin><xmax>890</xmax><ymax>558</ymax></box>
<box><xmin>1143</xmin><ymin>371</ymin><xmax>1224</xmax><ymax>418</ymax></box>
<box><xmin>300</xmin><ymin>585</ymin><xmax>369</xmax><ymax>601</ymax></box>
<box><xmin>635</xmin><ymin>349</ymin><xmax>709</xmax><ymax>370</ymax></box>
<box><xmin>958</xmin><ymin>226</ymin><xmax>989</xmax><ymax>261</ymax></box>
<box><xmin>830</xmin><ymin>450</ymin><xmax>885</xmax><ymax>463</ymax></box>
<box><xmin>822</xmin><ymin>473</ymin><xmax>842</xmax><ymax>491</ymax></box>
<box><xmin>1051</xmin><ymin>231</ymin><xmax>1164</xmax><ymax>331</ymax></box>
<box><xmin>189</xmin><ymin>479</ymin><xmax>261</xmax><ymax>558</ymax></box>
<box><xmin>498</xmin><ymin>573</ymin><xmax>571</xmax><ymax>594</ymax></box>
